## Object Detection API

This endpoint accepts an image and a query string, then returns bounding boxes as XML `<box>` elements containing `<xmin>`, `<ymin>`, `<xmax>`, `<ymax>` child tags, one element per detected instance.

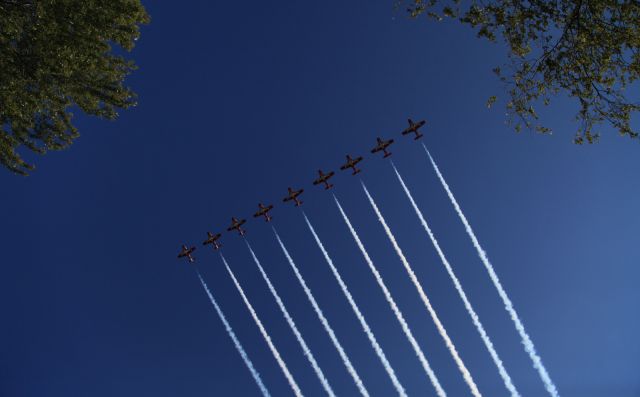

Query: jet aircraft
<box><xmin>253</xmin><ymin>203</ymin><xmax>274</xmax><ymax>222</ymax></box>
<box><xmin>401</xmin><ymin>118</ymin><xmax>426</xmax><ymax>140</ymax></box>
<box><xmin>371</xmin><ymin>137</ymin><xmax>394</xmax><ymax>158</ymax></box>
<box><xmin>283</xmin><ymin>187</ymin><xmax>304</xmax><ymax>207</ymax></box>
<box><xmin>178</xmin><ymin>245</ymin><xmax>196</xmax><ymax>263</ymax></box>
<box><xmin>340</xmin><ymin>154</ymin><xmax>363</xmax><ymax>175</ymax></box>
<box><xmin>313</xmin><ymin>169</ymin><xmax>335</xmax><ymax>190</ymax></box>
<box><xmin>227</xmin><ymin>217</ymin><xmax>247</xmax><ymax>236</ymax></box>
<box><xmin>203</xmin><ymin>232</ymin><xmax>222</xmax><ymax>250</ymax></box>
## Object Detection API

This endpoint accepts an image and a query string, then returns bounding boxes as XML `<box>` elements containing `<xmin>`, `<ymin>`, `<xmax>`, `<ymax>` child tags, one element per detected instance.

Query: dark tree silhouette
<box><xmin>0</xmin><ymin>0</ymin><xmax>149</xmax><ymax>175</ymax></box>
<box><xmin>400</xmin><ymin>0</ymin><xmax>639</xmax><ymax>143</ymax></box>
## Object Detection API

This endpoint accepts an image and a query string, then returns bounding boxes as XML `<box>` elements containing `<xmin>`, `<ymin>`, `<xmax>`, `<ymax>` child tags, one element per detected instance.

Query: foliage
<box><xmin>0</xmin><ymin>0</ymin><xmax>149</xmax><ymax>175</ymax></box>
<box><xmin>399</xmin><ymin>0</ymin><xmax>640</xmax><ymax>144</ymax></box>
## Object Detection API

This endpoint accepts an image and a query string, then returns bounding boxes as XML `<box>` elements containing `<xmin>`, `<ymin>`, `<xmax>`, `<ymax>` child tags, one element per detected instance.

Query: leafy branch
<box><xmin>399</xmin><ymin>0</ymin><xmax>640</xmax><ymax>143</ymax></box>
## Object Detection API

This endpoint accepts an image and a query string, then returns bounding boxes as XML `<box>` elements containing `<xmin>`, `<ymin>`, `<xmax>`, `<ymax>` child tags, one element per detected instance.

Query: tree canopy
<box><xmin>0</xmin><ymin>0</ymin><xmax>149</xmax><ymax>175</ymax></box>
<box><xmin>400</xmin><ymin>0</ymin><xmax>639</xmax><ymax>144</ymax></box>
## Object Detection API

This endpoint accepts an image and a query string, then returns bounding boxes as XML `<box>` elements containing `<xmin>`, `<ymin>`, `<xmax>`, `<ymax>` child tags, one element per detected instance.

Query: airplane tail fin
<box><xmin>415</xmin><ymin>133</ymin><xmax>423</xmax><ymax>140</ymax></box>
<box><xmin>384</xmin><ymin>152</ymin><xmax>392</xmax><ymax>158</ymax></box>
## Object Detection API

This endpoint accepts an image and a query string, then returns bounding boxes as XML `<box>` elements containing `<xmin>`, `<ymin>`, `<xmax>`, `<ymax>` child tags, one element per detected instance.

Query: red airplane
<box><xmin>371</xmin><ymin>137</ymin><xmax>394</xmax><ymax>158</ymax></box>
<box><xmin>401</xmin><ymin>118</ymin><xmax>426</xmax><ymax>140</ymax></box>
<box><xmin>203</xmin><ymin>232</ymin><xmax>222</xmax><ymax>250</ymax></box>
<box><xmin>178</xmin><ymin>244</ymin><xmax>196</xmax><ymax>263</ymax></box>
<box><xmin>253</xmin><ymin>203</ymin><xmax>274</xmax><ymax>222</ymax></box>
<box><xmin>283</xmin><ymin>187</ymin><xmax>304</xmax><ymax>207</ymax></box>
<box><xmin>312</xmin><ymin>169</ymin><xmax>335</xmax><ymax>190</ymax></box>
<box><xmin>340</xmin><ymin>154</ymin><xmax>363</xmax><ymax>175</ymax></box>
<box><xmin>227</xmin><ymin>217</ymin><xmax>247</xmax><ymax>236</ymax></box>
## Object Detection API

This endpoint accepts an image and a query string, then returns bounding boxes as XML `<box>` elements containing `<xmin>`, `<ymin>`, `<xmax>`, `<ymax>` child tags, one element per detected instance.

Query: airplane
<box><xmin>227</xmin><ymin>217</ymin><xmax>247</xmax><ymax>236</ymax></box>
<box><xmin>282</xmin><ymin>187</ymin><xmax>304</xmax><ymax>206</ymax></box>
<box><xmin>253</xmin><ymin>203</ymin><xmax>274</xmax><ymax>222</ymax></box>
<box><xmin>203</xmin><ymin>232</ymin><xmax>222</xmax><ymax>250</ymax></box>
<box><xmin>312</xmin><ymin>169</ymin><xmax>335</xmax><ymax>190</ymax></box>
<box><xmin>401</xmin><ymin>118</ymin><xmax>426</xmax><ymax>140</ymax></box>
<box><xmin>340</xmin><ymin>154</ymin><xmax>363</xmax><ymax>175</ymax></box>
<box><xmin>371</xmin><ymin>137</ymin><xmax>394</xmax><ymax>158</ymax></box>
<box><xmin>178</xmin><ymin>244</ymin><xmax>196</xmax><ymax>263</ymax></box>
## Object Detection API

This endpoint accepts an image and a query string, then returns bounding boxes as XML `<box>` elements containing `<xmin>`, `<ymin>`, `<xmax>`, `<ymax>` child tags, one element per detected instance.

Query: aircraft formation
<box><xmin>178</xmin><ymin>118</ymin><xmax>427</xmax><ymax>262</ymax></box>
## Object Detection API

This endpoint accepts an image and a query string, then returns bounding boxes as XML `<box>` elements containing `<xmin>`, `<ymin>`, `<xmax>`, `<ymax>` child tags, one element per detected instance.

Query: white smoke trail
<box><xmin>423</xmin><ymin>143</ymin><xmax>560</xmax><ymax>397</ymax></box>
<box><xmin>245</xmin><ymin>242</ymin><xmax>336</xmax><ymax>397</ymax></box>
<box><xmin>333</xmin><ymin>195</ymin><xmax>447</xmax><ymax>397</ymax></box>
<box><xmin>221</xmin><ymin>254</ymin><xmax>304</xmax><ymax>397</ymax></box>
<box><xmin>302</xmin><ymin>213</ymin><xmax>408</xmax><ymax>397</ymax></box>
<box><xmin>273</xmin><ymin>229</ymin><xmax>370</xmax><ymax>397</ymax></box>
<box><xmin>391</xmin><ymin>162</ymin><xmax>520</xmax><ymax>397</ymax></box>
<box><xmin>361</xmin><ymin>181</ymin><xmax>482</xmax><ymax>397</ymax></box>
<box><xmin>196</xmin><ymin>270</ymin><xmax>271</xmax><ymax>397</ymax></box>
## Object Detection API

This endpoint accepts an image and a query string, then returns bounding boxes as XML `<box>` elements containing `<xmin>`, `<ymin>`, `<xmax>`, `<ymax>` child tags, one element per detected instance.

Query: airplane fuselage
<box><xmin>403</xmin><ymin>120</ymin><xmax>426</xmax><ymax>139</ymax></box>
<box><xmin>321</xmin><ymin>180</ymin><xmax>333</xmax><ymax>189</ymax></box>
<box><xmin>256</xmin><ymin>210</ymin><xmax>272</xmax><ymax>222</ymax></box>
<box><xmin>254</xmin><ymin>204</ymin><xmax>274</xmax><ymax>222</ymax></box>
<box><xmin>372</xmin><ymin>138</ymin><xmax>394</xmax><ymax>158</ymax></box>
<box><xmin>341</xmin><ymin>155</ymin><xmax>363</xmax><ymax>175</ymax></box>
<box><xmin>283</xmin><ymin>188</ymin><xmax>304</xmax><ymax>206</ymax></box>
<box><xmin>204</xmin><ymin>236</ymin><xmax>222</xmax><ymax>250</ymax></box>
<box><xmin>178</xmin><ymin>246</ymin><xmax>196</xmax><ymax>263</ymax></box>
<box><xmin>314</xmin><ymin>170</ymin><xmax>335</xmax><ymax>190</ymax></box>
<box><xmin>228</xmin><ymin>218</ymin><xmax>247</xmax><ymax>236</ymax></box>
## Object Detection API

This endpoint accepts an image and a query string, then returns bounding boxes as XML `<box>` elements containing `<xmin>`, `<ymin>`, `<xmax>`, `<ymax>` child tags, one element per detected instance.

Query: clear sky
<box><xmin>1</xmin><ymin>1</ymin><xmax>639</xmax><ymax>396</ymax></box>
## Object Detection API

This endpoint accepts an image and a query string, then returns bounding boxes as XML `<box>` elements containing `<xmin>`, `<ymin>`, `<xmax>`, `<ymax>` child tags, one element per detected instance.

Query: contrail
<box><xmin>391</xmin><ymin>162</ymin><xmax>520</xmax><ymax>397</ymax></box>
<box><xmin>195</xmin><ymin>270</ymin><xmax>271</xmax><ymax>397</ymax></box>
<box><xmin>221</xmin><ymin>254</ymin><xmax>304</xmax><ymax>397</ymax></box>
<box><xmin>423</xmin><ymin>143</ymin><xmax>560</xmax><ymax>397</ymax></box>
<box><xmin>333</xmin><ymin>195</ymin><xmax>447</xmax><ymax>397</ymax></box>
<box><xmin>274</xmin><ymin>229</ymin><xmax>370</xmax><ymax>397</ymax></box>
<box><xmin>302</xmin><ymin>213</ymin><xmax>408</xmax><ymax>397</ymax></box>
<box><xmin>361</xmin><ymin>181</ymin><xmax>482</xmax><ymax>397</ymax></box>
<box><xmin>245</xmin><ymin>241</ymin><xmax>336</xmax><ymax>397</ymax></box>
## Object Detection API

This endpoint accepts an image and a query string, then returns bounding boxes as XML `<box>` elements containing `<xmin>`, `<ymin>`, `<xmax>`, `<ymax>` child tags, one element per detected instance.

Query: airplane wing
<box><xmin>340</xmin><ymin>164</ymin><xmax>349</xmax><ymax>170</ymax></box>
<box><xmin>371</xmin><ymin>146</ymin><xmax>381</xmax><ymax>153</ymax></box>
<box><xmin>286</xmin><ymin>188</ymin><xmax>303</xmax><ymax>197</ymax></box>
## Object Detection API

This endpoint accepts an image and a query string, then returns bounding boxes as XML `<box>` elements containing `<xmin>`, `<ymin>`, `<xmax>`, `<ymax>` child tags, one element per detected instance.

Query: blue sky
<box><xmin>1</xmin><ymin>1</ymin><xmax>639</xmax><ymax>396</ymax></box>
